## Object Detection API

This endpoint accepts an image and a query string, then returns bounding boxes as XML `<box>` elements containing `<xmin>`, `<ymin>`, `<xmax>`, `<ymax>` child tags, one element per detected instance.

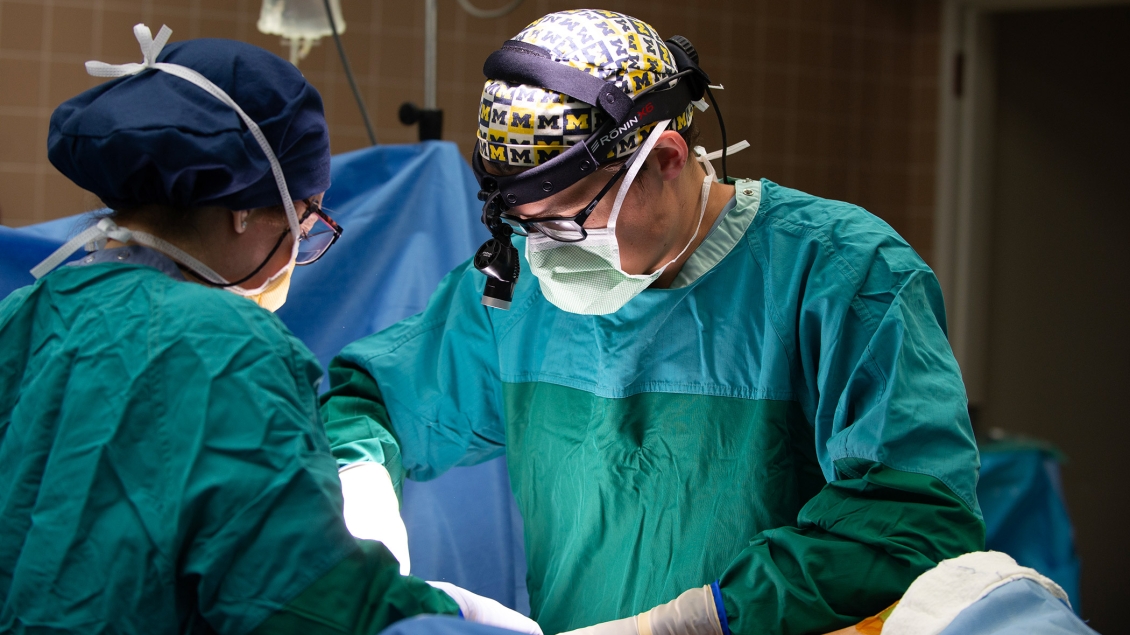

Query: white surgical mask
<box><xmin>31</xmin><ymin>24</ymin><xmax>302</xmax><ymax>312</ymax></box>
<box><xmin>526</xmin><ymin>120</ymin><xmax>716</xmax><ymax>315</ymax></box>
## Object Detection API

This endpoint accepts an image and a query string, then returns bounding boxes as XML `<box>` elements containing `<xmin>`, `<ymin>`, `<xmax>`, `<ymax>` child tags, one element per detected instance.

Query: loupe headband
<box><xmin>483</xmin><ymin>40</ymin><xmax>637</xmax><ymax>124</ymax></box>
<box><xmin>474</xmin><ymin>38</ymin><xmax>710</xmax><ymax>211</ymax></box>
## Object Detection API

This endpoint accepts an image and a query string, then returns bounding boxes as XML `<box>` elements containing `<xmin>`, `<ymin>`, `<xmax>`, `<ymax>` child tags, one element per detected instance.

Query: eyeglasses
<box><xmin>498</xmin><ymin>162</ymin><xmax>629</xmax><ymax>242</ymax></box>
<box><xmin>206</xmin><ymin>199</ymin><xmax>342</xmax><ymax>288</ymax></box>
<box><xmin>295</xmin><ymin>199</ymin><xmax>342</xmax><ymax>265</ymax></box>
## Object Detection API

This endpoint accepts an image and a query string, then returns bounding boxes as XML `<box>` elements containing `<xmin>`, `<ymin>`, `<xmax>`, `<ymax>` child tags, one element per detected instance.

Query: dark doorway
<box><xmin>984</xmin><ymin>6</ymin><xmax>1130</xmax><ymax>632</ymax></box>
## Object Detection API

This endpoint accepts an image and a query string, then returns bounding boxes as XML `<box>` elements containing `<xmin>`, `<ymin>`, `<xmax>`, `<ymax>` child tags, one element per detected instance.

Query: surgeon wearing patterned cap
<box><xmin>323</xmin><ymin>9</ymin><xmax>984</xmax><ymax>635</ymax></box>
<box><xmin>0</xmin><ymin>24</ymin><xmax>540</xmax><ymax>635</ymax></box>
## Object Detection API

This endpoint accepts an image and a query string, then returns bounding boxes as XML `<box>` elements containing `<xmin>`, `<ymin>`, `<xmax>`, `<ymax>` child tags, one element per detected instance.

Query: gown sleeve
<box><xmin>169</xmin><ymin>301</ymin><xmax>458</xmax><ymax>634</ymax></box>
<box><xmin>717</xmin><ymin>202</ymin><xmax>986</xmax><ymax>635</ymax></box>
<box><xmin>320</xmin><ymin>261</ymin><xmax>508</xmax><ymax>490</ymax></box>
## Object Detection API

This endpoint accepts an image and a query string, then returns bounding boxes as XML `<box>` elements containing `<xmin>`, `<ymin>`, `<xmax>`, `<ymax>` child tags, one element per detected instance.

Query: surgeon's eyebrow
<box><xmin>508</xmin><ymin>197</ymin><xmax>587</xmax><ymax>220</ymax></box>
<box><xmin>486</xmin><ymin>161</ymin><xmax>526</xmax><ymax>177</ymax></box>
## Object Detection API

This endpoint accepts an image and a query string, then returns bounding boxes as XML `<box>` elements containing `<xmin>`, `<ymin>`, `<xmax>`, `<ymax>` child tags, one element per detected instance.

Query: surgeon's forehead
<box><xmin>504</xmin><ymin>172</ymin><xmax>611</xmax><ymax>219</ymax></box>
<box><xmin>482</xmin><ymin>160</ymin><xmax>526</xmax><ymax>178</ymax></box>
<box><xmin>485</xmin><ymin>161</ymin><xmax>622</xmax><ymax>219</ymax></box>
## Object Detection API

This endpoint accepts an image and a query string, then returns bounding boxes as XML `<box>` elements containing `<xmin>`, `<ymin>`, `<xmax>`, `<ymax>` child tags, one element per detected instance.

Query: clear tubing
<box><xmin>424</xmin><ymin>0</ymin><xmax>437</xmax><ymax>109</ymax></box>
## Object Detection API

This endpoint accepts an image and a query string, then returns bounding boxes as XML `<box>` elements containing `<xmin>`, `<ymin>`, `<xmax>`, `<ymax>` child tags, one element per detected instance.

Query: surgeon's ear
<box><xmin>232</xmin><ymin>210</ymin><xmax>250</xmax><ymax>234</ymax></box>
<box><xmin>651</xmin><ymin>130</ymin><xmax>690</xmax><ymax>182</ymax></box>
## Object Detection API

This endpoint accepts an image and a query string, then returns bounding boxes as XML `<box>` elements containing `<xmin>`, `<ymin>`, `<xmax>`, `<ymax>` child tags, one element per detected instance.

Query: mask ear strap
<box><xmin>696</xmin><ymin>140</ymin><xmax>748</xmax><ymax>182</ymax></box>
<box><xmin>29</xmin><ymin>217</ymin><xmax>231</xmax><ymax>284</ymax></box>
<box><xmin>663</xmin><ymin>153</ymin><xmax>713</xmax><ymax>271</ymax></box>
<box><xmin>607</xmin><ymin>119</ymin><xmax>671</xmax><ymax>232</ymax></box>
<box><xmin>694</xmin><ymin>146</ymin><xmax>716</xmax><ymax>181</ymax></box>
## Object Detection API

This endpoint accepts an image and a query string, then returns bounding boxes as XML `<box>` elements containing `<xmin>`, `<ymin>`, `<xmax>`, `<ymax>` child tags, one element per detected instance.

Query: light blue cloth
<box><xmin>276</xmin><ymin>141</ymin><xmax>488</xmax><ymax>380</ymax></box>
<box><xmin>938</xmin><ymin>578</ymin><xmax>1098</xmax><ymax>635</ymax></box>
<box><xmin>980</xmin><ymin>443</ymin><xmax>1080</xmax><ymax>610</ymax></box>
<box><xmin>379</xmin><ymin>615</ymin><xmax>517</xmax><ymax>635</ymax></box>
<box><xmin>0</xmin><ymin>222</ymin><xmax>83</xmax><ymax>298</ymax></box>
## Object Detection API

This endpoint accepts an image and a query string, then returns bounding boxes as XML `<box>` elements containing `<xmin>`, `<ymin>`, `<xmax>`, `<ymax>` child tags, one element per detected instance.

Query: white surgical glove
<box><xmin>427</xmin><ymin>580</ymin><xmax>544</xmax><ymax>635</ymax></box>
<box><xmin>559</xmin><ymin>585</ymin><xmax>725</xmax><ymax>635</ymax></box>
<box><xmin>338</xmin><ymin>462</ymin><xmax>411</xmax><ymax>575</ymax></box>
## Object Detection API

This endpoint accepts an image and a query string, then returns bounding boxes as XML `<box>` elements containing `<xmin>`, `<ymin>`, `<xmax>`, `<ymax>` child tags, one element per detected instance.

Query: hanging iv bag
<box><xmin>257</xmin><ymin>0</ymin><xmax>346</xmax><ymax>65</ymax></box>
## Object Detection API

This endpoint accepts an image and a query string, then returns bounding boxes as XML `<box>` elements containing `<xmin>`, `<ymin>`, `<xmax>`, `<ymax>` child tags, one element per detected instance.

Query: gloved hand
<box><xmin>559</xmin><ymin>584</ymin><xmax>727</xmax><ymax>635</ymax></box>
<box><xmin>338</xmin><ymin>462</ymin><xmax>411</xmax><ymax>575</ymax></box>
<box><xmin>427</xmin><ymin>580</ymin><xmax>544</xmax><ymax>635</ymax></box>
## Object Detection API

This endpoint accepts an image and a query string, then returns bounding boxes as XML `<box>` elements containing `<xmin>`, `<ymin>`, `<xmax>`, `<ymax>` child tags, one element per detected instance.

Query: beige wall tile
<box><xmin>0</xmin><ymin>167</ymin><xmax>36</xmax><ymax>225</ymax></box>
<box><xmin>198</xmin><ymin>15</ymin><xmax>239</xmax><ymax>41</ymax></box>
<box><xmin>42</xmin><ymin>169</ymin><xmax>94</xmax><ymax>219</ymax></box>
<box><xmin>48</xmin><ymin>59</ymin><xmax>99</xmax><ymax>109</ymax></box>
<box><xmin>148</xmin><ymin>8</ymin><xmax>194</xmax><ymax>33</ymax></box>
<box><xmin>0</xmin><ymin>1</ymin><xmax>45</xmax><ymax>54</ymax></box>
<box><xmin>50</xmin><ymin>5</ymin><xmax>95</xmax><ymax>58</ymax></box>
<box><xmin>159</xmin><ymin>0</ymin><xmax>196</xmax><ymax>11</ymax></box>
<box><xmin>0</xmin><ymin>112</ymin><xmax>41</xmax><ymax>163</ymax></box>
<box><xmin>199</xmin><ymin>0</ymin><xmax>235</xmax><ymax>14</ymax></box>
<box><xmin>0</xmin><ymin>58</ymin><xmax>42</xmax><ymax>108</ymax></box>
<box><xmin>100</xmin><ymin>9</ymin><xmax>151</xmax><ymax>62</ymax></box>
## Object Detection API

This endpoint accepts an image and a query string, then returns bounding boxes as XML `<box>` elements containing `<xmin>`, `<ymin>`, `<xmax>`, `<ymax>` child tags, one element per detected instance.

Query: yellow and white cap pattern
<box><xmin>478</xmin><ymin>10</ymin><xmax>695</xmax><ymax>168</ymax></box>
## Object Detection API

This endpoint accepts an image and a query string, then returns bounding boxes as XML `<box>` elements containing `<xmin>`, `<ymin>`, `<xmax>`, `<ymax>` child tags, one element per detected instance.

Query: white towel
<box><xmin>882</xmin><ymin>551</ymin><xmax>1069</xmax><ymax>635</ymax></box>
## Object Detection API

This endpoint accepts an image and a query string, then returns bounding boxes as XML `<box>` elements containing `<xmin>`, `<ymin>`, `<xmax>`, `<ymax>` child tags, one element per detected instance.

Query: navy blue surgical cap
<box><xmin>48</xmin><ymin>38</ymin><xmax>330</xmax><ymax>211</ymax></box>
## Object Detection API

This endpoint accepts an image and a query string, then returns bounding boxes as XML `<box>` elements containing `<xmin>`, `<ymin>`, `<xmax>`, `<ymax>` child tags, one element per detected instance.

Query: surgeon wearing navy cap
<box><xmin>0</xmin><ymin>24</ymin><xmax>540</xmax><ymax>635</ymax></box>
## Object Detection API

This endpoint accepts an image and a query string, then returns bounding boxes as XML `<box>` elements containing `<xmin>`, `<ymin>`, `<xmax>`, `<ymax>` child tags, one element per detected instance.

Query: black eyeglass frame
<box><xmin>497</xmin><ymin>161</ymin><xmax>630</xmax><ymax>242</ymax></box>
<box><xmin>295</xmin><ymin>200</ymin><xmax>343</xmax><ymax>266</ymax></box>
<box><xmin>199</xmin><ymin>199</ymin><xmax>343</xmax><ymax>289</ymax></box>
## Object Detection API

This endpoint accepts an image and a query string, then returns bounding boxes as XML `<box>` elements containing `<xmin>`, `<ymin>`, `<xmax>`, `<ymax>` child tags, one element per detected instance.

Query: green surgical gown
<box><xmin>320</xmin><ymin>179</ymin><xmax>986</xmax><ymax>635</ymax></box>
<box><xmin>0</xmin><ymin>256</ymin><xmax>457</xmax><ymax>634</ymax></box>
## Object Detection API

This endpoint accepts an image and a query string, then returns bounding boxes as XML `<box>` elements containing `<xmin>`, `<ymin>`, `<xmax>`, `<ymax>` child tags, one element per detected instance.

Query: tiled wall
<box><xmin>0</xmin><ymin>0</ymin><xmax>940</xmax><ymax>262</ymax></box>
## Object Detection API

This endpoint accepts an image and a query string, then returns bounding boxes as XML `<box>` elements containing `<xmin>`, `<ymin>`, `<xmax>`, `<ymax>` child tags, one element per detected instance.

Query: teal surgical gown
<box><xmin>0</xmin><ymin>247</ymin><xmax>457</xmax><ymax>634</ymax></box>
<box><xmin>321</xmin><ymin>179</ymin><xmax>986</xmax><ymax>635</ymax></box>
